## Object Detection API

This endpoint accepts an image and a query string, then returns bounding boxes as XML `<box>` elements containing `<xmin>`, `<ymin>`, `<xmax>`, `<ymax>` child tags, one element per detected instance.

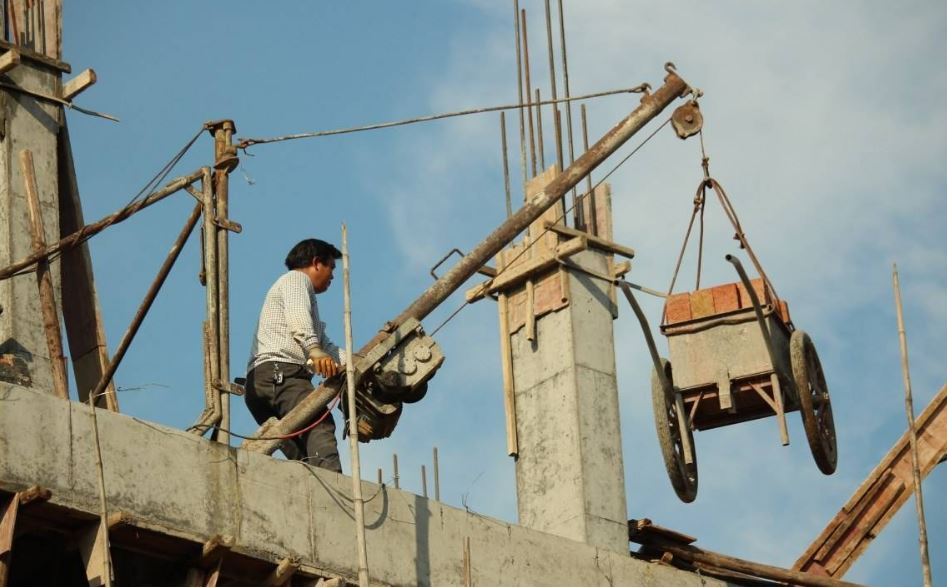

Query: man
<box><xmin>245</xmin><ymin>238</ymin><xmax>345</xmax><ymax>472</ymax></box>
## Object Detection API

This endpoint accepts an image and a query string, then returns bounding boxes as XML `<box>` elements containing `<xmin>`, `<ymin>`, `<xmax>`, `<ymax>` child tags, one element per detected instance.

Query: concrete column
<box><xmin>510</xmin><ymin>248</ymin><xmax>628</xmax><ymax>552</ymax></box>
<box><xmin>0</xmin><ymin>58</ymin><xmax>64</xmax><ymax>393</ymax></box>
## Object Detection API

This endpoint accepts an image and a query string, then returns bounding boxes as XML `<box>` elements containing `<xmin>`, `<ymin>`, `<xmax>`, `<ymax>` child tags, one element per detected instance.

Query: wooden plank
<box><xmin>21</xmin><ymin>149</ymin><xmax>69</xmax><ymax>400</ymax></box>
<box><xmin>465</xmin><ymin>236</ymin><xmax>587</xmax><ymax>302</ymax></box>
<box><xmin>77</xmin><ymin>521</ymin><xmax>110</xmax><ymax>587</ymax></box>
<box><xmin>0</xmin><ymin>493</ymin><xmax>20</xmax><ymax>587</ymax></box>
<box><xmin>41</xmin><ymin>0</ymin><xmax>60</xmax><ymax>60</ymax></box>
<box><xmin>62</xmin><ymin>68</ymin><xmax>96</xmax><ymax>101</ymax></box>
<box><xmin>0</xmin><ymin>48</ymin><xmax>20</xmax><ymax>74</ymax></box>
<box><xmin>263</xmin><ymin>558</ymin><xmax>298</xmax><ymax>587</ymax></box>
<box><xmin>0</xmin><ymin>39</ymin><xmax>69</xmax><ymax>72</ymax></box>
<box><xmin>795</xmin><ymin>383</ymin><xmax>947</xmax><ymax>577</ymax></box>
<box><xmin>57</xmin><ymin>123</ymin><xmax>118</xmax><ymax>410</ymax></box>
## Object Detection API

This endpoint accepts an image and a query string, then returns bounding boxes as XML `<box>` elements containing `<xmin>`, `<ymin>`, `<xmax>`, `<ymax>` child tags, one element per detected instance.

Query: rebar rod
<box><xmin>500</xmin><ymin>112</ymin><xmax>512</xmax><ymax>218</ymax></box>
<box><xmin>421</xmin><ymin>465</ymin><xmax>428</xmax><ymax>498</ymax></box>
<box><xmin>535</xmin><ymin>88</ymin><xmax>545</xmax><ymax>169</ymax></box>
<box><xmin>20</xmin><ymin>150</ymin><xmax>68</xmax><ymax>399</ymax></box>
<box><xmin>543</xmin><ymin>0</ymin><xmax>563</xmax><ymax>176</ymax></box>
<box><xmin>343</xmin><ymin>224</ymin><xmax>370</xmax><ymax>587</ymax></box>
<box><xmin>87</xmin><ymin>201</ymin><xmax>204</xmax><ymax>411</ymax></box>
<box><xmin>892</xmin><ymin>264</ymin><xmax>933</xmax><ymax>587</ymax></box>
<box><xmin>557</xmin><ymin>0</ymin><xmax>577</xmax><ymax>224</ymax></box>
<box><xmin>242</xmin><ymin>69</ymin><xmax>689</xmax><ymax>453</ymax></box>
<box><xmin>513</xmin><ymin>0</ymin><xmax>527</xmax><ymax>191</ymax></box>
<box><xmin>393</xmin><ymin>453</ymin><xmax>400</xmax><ymax>489</ymax></box>
<box><xmin>0</xmin><ymin>169</ymin><xmax>202</xmax><ymax>281</ymax></box>
<box><xmin>521</xmin><ymin>8</ymin><xmax>537</xmax><ymax>177</ymax></box>
<box><xmin>433</xmin><ymin>446</ymin><xmax>441</xmax><ymax>501</ymax></box>
<box><xmin>581</xmin><ymin>104</ymin><xmax>596</xmax><ymax>235</ymax></box>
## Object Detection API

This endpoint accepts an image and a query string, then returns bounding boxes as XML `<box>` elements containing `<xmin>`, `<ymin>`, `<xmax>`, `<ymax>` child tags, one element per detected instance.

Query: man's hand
<box><xmin>308</xmin><ymin>349</ymin><xmax>341</xmax><ymax>378</ymax></box>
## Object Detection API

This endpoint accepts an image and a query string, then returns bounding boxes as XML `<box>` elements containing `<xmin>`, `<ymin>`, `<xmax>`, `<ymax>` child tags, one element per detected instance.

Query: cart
<box><xmin>620</xmin><ymin>255</ymin><xmax>837</xmax><ymax>503</ymax></box>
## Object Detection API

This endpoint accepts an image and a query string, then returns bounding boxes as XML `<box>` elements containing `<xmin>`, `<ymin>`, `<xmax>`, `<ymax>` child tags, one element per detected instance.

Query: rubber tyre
<box><xmin>651</xmin><ymin>358</ymin><xmax>698</xmax><ymax>503</ymax></box>
<box><xmin>790</xmin><ymin>330</ymin><xmax>838</xmax><ymax>474</ymax></box>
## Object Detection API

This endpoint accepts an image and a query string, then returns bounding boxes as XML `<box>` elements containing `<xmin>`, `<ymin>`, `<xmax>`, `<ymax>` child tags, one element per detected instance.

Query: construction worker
<box><xmin>244</xmin><ymin>238</ymin><xmax>345</xmax><ymax>472</ymax></box>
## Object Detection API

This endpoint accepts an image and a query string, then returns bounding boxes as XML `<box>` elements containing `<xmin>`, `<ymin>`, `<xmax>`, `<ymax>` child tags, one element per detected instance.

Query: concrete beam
<box><xmin>0</xmin><ymin>385</ymin><xmax>728</xmax><ymax>586</ymax></box>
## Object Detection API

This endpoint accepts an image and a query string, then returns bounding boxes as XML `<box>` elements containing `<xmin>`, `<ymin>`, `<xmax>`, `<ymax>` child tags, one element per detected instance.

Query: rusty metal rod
<box><xmin>343</xmin><ymin>224</ymin><xmax>370</xmax><ymax>587</ymax></box>
<box><xmin>543</xmin><ymin>0</ymin><xmax>563</xmax><ymax>174</ymax></box>
<box><xmin>557</xmin><ymin>0</ymin><xmax>577</xmax><ymax>224</ymax></box>
<box><xmin>535</xmin><ymin>88</ymin><xmax>545</xmax><ymax>169</ymax></box>
<box><xmin>581</xmin><ymin>104</ymin><xmax>595</xmax><ymax>234</ymax></box>
<box><xmin>433</xmin><ymin>446</ymin><xmax>440</xmax><ymax>501</ymax></box>
<box><xmin>892</xmin><ymin>264</ymin><xmax>933</xmax><ymax>587</ymax></box>
<box><xmin>648</xmin><ymin>539</ymin><xmax>865</xmax><ymax>587</ymax></box>
<box><xmin>87</xmin><ymin>201</ymin><xmax>204</xmax><ymax>409</ymax></box>
<box><xmin>421</xmin><ymin>464</ymin><xmax>428</xmax><ymax>498</ymax></box>
<box><xmin>241</xmin><ymin>69</ymin><xmax>688</xmax><ymax>454</ymax></box>
<box><xmin>521</xmin><ymin>8</ymin><xmax>537</xmax><ymax>177</ymax></box>
<box><xmin>0</xmin><ymin>170</ymin><xmax>202</xmax><ymax>281</ymax></box>
<box><xmin>21</xmin><ymin>150</ymin><xmax>68</xmax><ymax>399</ymax></box>
<box><xmin>513</xmin><ymin>0</ymin><xmax>527</xmax><ymax>190</ymax></box>
<box><xmin>500</xmin><ymin>112</ymin><xmax>512</xmax><ymax>217</ymax></box>
<box><xmin>393</xmin><ymin>453</ymin><xmax>400</xmax><ymax>489</ymax></box>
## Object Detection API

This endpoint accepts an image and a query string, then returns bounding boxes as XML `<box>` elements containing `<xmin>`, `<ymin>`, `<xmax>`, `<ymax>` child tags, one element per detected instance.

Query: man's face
<box><xmin>310</xmin><ymin>258</ymin><xmax>335</xmax><ymax>293</ymax></box>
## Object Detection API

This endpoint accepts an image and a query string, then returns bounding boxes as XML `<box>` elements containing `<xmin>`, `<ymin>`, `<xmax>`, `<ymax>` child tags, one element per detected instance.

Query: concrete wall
<box><xmin>0</xmin><ymin>384</ymin><xmax>729</xmax><ymax>586</ymax></box>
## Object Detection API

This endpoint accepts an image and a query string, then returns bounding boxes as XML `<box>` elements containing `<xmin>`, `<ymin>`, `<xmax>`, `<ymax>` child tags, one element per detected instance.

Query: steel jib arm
<box><xmin>242</xmin><ymin>67</ymin><xmax>690</xmax><ymax>454</ymax></box>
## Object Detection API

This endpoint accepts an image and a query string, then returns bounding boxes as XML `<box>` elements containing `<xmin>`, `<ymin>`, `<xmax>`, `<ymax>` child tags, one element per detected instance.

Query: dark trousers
<box><xmin>244</xmin><ymin>361</ymin><xmax>342</xmax><ymax>473</ymax></box>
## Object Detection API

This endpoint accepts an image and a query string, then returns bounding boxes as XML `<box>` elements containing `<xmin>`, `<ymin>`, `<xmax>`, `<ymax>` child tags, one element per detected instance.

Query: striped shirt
<box><xmin>246</xmin><ymin>270</ymin><xmax>342</xmax><ymax>373</ymax></box>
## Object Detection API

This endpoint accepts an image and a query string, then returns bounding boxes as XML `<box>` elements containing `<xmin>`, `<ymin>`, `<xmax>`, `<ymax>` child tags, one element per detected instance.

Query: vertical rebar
<box><xmin>892</xmin><ymin>264</ymin><xmax>933</xmax><ymax>587</ymax></box>
<box><xmin>513</xmin><ymin>0</ymin><xmax>528</xmax><ymax>192</ymax></box>
<box><xmin>557</xmin><ymin>0</ymin><xmax>577</xmax><ymax>224</ymax></box>
<box><xmin>377</xmin><ymin>468</ymin><xmax>383</xmax><ymax>485</ymax></box>
<box><xmin>393</xmin><ymin>453</ymin><xmax>400</xmax><ymax>489</ymax></box>
<box><xmin>433</xmin><ymin>446</ymin><xmax>441</xmax><ymax>501</ymax></box>
<box><xmin>543</xmin><ymin>0</ymin><xmax>563</xmax><ymax>176</ymax></box>
<box><xmin>521</xmin><ymin>8</ymin><xmax>537</xmax><ymax>177</ymax></box>
<box><xmin>421</xmin><ymin>464</ymin><xmax>428</xmax><ymax>498</ymax></box>
<box><xmin>535</xmin><ymin>88</ymin><xmax>545</xmax><ymax>169</ymax></box>
<box><xmin>581</xmin><ymin>104</ymin><xmax>597</xmax><ymax>236</ymax></box>
<box><xmin>500</xmin><ymin>112</ymin><xmax>512</xmax><ymax>218</ymax></box>
<box><xmin>342</xmin><ymin>224</ymin><xmax>370</xmax><ymax>587</ymax></box>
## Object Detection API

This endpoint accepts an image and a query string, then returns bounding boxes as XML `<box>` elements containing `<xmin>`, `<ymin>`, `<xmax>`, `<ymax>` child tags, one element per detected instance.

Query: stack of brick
<box><xmin>663</xmin><ymin>278</ymin><xmax>791</xmax><ymax>325</ymax></box>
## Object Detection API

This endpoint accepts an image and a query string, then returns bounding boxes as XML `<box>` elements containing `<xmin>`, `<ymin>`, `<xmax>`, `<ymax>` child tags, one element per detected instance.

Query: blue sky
<box><xmin>63</xmin><ymin>2</ymin><xmax>945</xmax><ymax>584</ymax></box>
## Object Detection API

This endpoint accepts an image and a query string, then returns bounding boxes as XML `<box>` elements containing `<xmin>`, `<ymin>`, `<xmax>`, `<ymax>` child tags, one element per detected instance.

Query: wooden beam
<box><xmin>62</xmin><ymin>68</ymin><xmax>96</xmax><ymax>101</ymax></box>
<box><xmin>0</xmin><ymin>40</ymin><xmax>69</xmax><ymax>72</ymax></box>
<box><xmin>76</xmin><ymin>521</ymin><xmax>111</xmax><ymax>587</ymax></box>
<box><xmin>0</xmin><ymin>493</ymin><xmax>21</xmax><ymax>587</ymax></box>
<box><xmin>263</xmin><ymin>557</ymin><xmax>299</xmax><ymax>587</ymax></box>
<box><xmin>543</xmin><ymin>221</ymin><xmax>635</xmax><ymax>259</ymax></box>
<box><xmin>465</xmin><ymin>236</ymin><xmax>587</xmax><ymax>302</ymax></box>
<box><xmin>0</xmin><ymin>49</ymin><xmax>20</xmax><ymax>74</ymax></box>
<box><xmin>794</xmin><ymin>383</ymin><xmax>947</xmax><ymax>577</ymax></box>
<box><xmin>41</xmin><ymin>0</ymin><xmax>61</xmax><ymax>60</ymax></box>
<box><xmin>21</xmin><ymin>150</ymin><xmax>69</xmax><ymax>400</ymax></box>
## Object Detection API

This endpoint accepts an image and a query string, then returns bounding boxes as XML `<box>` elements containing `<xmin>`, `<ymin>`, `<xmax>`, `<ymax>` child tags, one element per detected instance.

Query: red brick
<box><xmin>737</xmin><ymin>278</ymin><xmax>769</xmax><ymax>309</ymax></box>
<box><xmin>664</xmin><ymin>293</ymin><xmax>692</xmax><ymax>324</ymax></box>
<box><xmin>710</xmin><ymin>283</ymin><xmax>740</xmax><ymax>314</ymax></box>
<box><xmin>777</xmin><ymin>299</ymin><xmax>792</xmax><ymax>324</ymax></box>
<box><xmin>690</xmin><ymin>289</ymin><xmax>715</xmax><ymax>319</ymax></box>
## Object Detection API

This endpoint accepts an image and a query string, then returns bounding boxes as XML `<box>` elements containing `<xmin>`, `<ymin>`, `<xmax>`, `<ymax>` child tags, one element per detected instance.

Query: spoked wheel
<box><xmin>790</xmin><ymin>330</ymin><xmax>837</xmax><ymax>474</ymax></box>
<box><xmin>651</xmin><ymin>358</ymin><xmax>698</xmax><ymax>503</ymax></box>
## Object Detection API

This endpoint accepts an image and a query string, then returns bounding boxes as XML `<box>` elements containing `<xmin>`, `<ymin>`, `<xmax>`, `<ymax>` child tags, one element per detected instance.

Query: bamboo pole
<box><xmin>20</xmin><ymin>150</ymin><xmax>68</xmax><ymax>399</ymax></box>
<box><xmin>892</xmin><ymin>264</ymin><xmax>933</xmax><ymax>587</ymax></box>
<box><xmin>212</xmin><ymin>122</ymin><xmax>236</xmax><ymax>445</ymax></box>
<box><xmin>342</xmin><ymin>224</ymin><xmax>370</xmax><ymax>587</ymax></box>
<box><xmin>0</xmin><ymin>170</ymin><xmax>202</xmax><ymax>282</ymax></box>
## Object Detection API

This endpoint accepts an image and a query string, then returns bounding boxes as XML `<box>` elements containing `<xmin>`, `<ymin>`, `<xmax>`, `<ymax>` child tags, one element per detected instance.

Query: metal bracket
<box><xmin>430</xmin><ymin>247</ymin><xmax>496</xmax><ymax>280</ymax></box>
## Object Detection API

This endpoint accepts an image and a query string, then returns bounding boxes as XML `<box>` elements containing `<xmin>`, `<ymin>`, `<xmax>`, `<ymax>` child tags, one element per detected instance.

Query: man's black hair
<box><xmin>284</xmin><ymin>238</ymin><xmax>342</xmax><ymax>270</ymax></box>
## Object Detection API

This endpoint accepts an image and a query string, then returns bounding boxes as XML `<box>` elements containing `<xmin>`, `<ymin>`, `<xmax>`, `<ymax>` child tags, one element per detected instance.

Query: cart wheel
<box><xmin>651</xmin><ymin>358</ymin><xmax>698</xmax><ymax>503</ymax></box>
<box><xmin>790</xmin><ymin>330</ymin><xmax>837</xmax><ymax>474</ymax></box>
